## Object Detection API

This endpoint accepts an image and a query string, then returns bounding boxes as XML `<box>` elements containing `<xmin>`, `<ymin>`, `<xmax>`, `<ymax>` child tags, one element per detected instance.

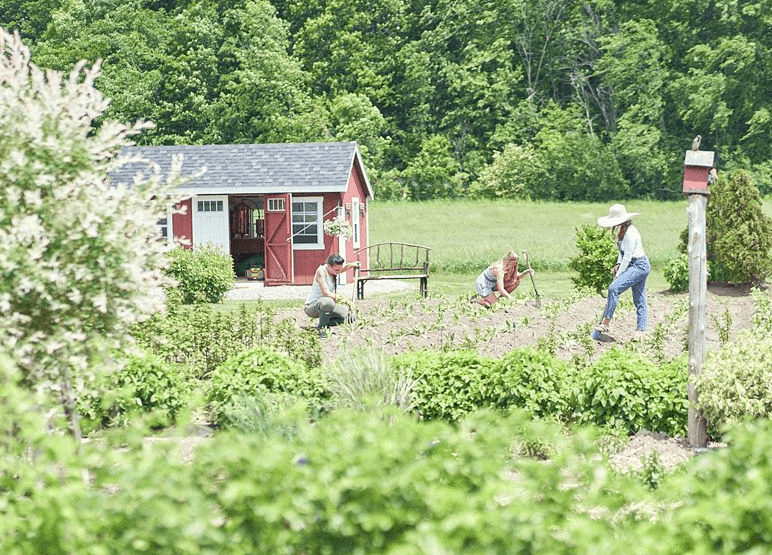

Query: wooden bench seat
<box><xmin>352</xmin><ymin>242</ymin><xmax>431</xmax><ymax>299</ymax></box>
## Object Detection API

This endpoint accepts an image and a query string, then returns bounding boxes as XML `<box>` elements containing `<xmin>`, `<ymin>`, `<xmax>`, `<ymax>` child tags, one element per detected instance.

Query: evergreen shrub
<box><xmin>680</xmin><ymin>170</ymin><xmax>772</xmax><ymax>284</ymax></box>
<box><xmin>164</xmin><ymin>244</ymin><xmax>235</xmax><ymax>304</ymax></box>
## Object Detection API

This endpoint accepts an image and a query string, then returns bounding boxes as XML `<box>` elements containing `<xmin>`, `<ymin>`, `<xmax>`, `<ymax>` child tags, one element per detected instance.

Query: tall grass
<box><xmin>369</xmin><ymin>199</ymin><xmax>689</xmax><ymax>273</ymax></box>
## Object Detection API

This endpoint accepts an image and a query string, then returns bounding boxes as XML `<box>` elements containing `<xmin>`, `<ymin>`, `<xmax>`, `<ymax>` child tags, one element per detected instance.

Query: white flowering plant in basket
<box><xmin>323</xmin><ymin>215</ymin><xmax>353</xmax><ymax>240</ymax></box>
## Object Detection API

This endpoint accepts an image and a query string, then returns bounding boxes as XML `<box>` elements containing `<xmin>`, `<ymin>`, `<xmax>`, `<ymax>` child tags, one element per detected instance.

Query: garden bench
<box><xmin>352</xmin><ymin>242</ymin><xmax>431</xmax><ymax>299</ymax></box>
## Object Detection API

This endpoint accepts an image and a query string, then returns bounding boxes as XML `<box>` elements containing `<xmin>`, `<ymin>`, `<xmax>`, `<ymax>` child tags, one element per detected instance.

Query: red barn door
<box><xmin>264</xmin><ymin>194</ymin><xmax>293</xmax><ymax>285</ymax></box>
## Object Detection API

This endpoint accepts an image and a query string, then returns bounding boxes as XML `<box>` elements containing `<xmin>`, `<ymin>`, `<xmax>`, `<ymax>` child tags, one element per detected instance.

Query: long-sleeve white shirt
<box><xmin>616</xmin><ymin>225</ymin><xmax>646</xmax><ymax>275</ymax></box>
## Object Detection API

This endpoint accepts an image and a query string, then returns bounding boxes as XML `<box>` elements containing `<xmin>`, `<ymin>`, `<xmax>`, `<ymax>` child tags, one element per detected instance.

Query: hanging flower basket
<box><xmin>323</xmin><ymin>215</ymin><xmax>353</xmax><ymax>240</ymax></box>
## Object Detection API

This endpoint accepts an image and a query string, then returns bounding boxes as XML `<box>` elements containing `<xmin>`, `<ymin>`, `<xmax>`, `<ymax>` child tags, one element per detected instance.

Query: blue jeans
<box><xmin>603</xmin><ymin>256</ymin><xmax>650</xmax><ymax>331</ymax></box>
<box><xmin>304</xmin><ymin>297</ymin><xmax>351</xmax><ymax>328</ymax></box>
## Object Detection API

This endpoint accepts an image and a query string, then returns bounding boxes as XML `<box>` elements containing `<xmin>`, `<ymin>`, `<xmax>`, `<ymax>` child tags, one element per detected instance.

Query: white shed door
<box><xmin>193</xmin><ymin>195</ymin><xmax>230</xmax><ymax>253</ymax></box>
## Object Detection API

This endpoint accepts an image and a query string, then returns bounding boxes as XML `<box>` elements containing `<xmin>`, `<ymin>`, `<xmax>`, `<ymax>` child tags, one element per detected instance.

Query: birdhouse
<box><xmin>683</xmin><ymin>150</ymin><xmax>715</xmax><ymax>195</ymax></box>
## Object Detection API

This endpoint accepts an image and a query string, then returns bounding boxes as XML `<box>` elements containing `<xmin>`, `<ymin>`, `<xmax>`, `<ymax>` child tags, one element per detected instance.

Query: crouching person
<box><xmin>303</xmin><ymin>253</ymin><xmax>358</xmax><ymax>337</ymax></box>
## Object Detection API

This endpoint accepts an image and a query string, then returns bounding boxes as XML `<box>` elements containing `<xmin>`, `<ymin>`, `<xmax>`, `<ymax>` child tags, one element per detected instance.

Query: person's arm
<box><xmin>316</xmin><ymin>266</ymin><xmax>336</xmax><ymax>300</ymax></box>
<box><xmin>493</xmin><ymin>265</ymin><xmax>511</xmax><ymax>299</ymax></box>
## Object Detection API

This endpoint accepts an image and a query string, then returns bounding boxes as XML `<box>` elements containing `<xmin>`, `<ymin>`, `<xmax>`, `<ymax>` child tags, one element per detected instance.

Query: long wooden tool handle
<box><xmin>522</xmin><ymin>250</ymin><xmax>540</xmax><ymax>296</ymax></box>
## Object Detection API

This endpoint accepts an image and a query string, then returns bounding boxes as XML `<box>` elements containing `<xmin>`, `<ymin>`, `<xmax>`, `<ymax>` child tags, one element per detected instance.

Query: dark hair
<box><xmin>327</xmin><ymin>254</ymin><xmax>345</xmax><ymax>266</ymax></box>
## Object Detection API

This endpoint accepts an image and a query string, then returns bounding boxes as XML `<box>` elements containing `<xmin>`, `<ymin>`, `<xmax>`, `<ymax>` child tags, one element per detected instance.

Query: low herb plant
<box><xmin>324</xmin><ymin>347</ymin><xmax>417</xmax><ymax>414</ymax></box>
<box><xmin>206</xmin><ymin>345</ymin><xmax>328</xmax><ymax>427</ymax></box>
<box><xmin>571</xmin><ymin>349</ymin><xmax>688</xmax><ymax>436</ymax></box>
<box><xmin>78</xmin><ymin>349</ymin><xmax>189</xmax><ymax>432</ymax></box>
<box><xmin>489</xmin><ymin>347</ymin><xmax>571</xmax><ymax>420</ymax></box>
<box><xmin>393</xmin><ymin>350</ymin><xmax>495</xmax><ymax>422</ymax></box>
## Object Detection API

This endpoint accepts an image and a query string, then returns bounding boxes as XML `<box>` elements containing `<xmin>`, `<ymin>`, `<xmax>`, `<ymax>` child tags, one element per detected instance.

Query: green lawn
<box><xmin>368</xmin><ymin>199</ymin><xmax>689</xmax><ymax>273</ymax></box>
<box><xmin>364</xmin><ymin>199</ymin><xmax>682</xmax><ymax>300</ymax></box>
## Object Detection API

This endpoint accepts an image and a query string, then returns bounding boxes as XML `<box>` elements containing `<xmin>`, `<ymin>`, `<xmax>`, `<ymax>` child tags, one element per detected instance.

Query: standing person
<box><xmin>595</xmin><ymin>204</ymin><xmax>650</xmax><ymax>335</ymax></box>
<box><xmin>473</xmin><ymin>250</ymin><xmax>534</xmax><ymax>307</ymax></box>
<box><xmin>304</xmin><ymin>253</ymin><xmax>358</xmax><ymax>337</ymax></box>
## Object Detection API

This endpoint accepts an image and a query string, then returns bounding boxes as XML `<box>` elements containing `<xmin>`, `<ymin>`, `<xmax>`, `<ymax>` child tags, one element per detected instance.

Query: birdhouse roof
<box><xmin>684</xmin><ymin>150</ymin><xmax>715</xmax><ymax>167</ymax></box>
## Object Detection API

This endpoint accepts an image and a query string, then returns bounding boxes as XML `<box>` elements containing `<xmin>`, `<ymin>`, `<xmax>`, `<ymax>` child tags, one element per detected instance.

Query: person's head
<box><xmin>326</xmin><ymin>253</ymin><xmax>345</xmax><ymax>275</ymax></box>
<box><xmin>499</xmin><ymin>250</ymin><xmax>519</xmax><ymax>270</ymax></box>
<box><xmin>597</xmin><ymin>203</ymin><xmax>638</xmax><ymax>236</ymax></box>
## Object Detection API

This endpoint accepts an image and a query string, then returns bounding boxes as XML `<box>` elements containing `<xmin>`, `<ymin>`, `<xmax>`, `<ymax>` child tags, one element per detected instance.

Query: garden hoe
<box><xmin>522</xmin><ymin>250</ymin><xmax>541</xmax><ymax>308</ymax></box>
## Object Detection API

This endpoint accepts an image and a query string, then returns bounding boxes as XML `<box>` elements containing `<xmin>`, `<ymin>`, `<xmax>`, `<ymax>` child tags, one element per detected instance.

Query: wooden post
<box><xmin>686</xmin><ymin>195</ymin><xmax>708</xmax><ymax>447</ymax></box>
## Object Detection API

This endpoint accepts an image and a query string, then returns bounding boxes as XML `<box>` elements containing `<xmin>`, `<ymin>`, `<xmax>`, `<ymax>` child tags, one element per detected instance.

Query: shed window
<box><xmin>267</xmin><ymin>198</ymin><xmax>285</xmax><ymax>212</ymax></box>
<box><xmin>197</xmin><ymin>200</ymin><xmax>223</xmax><ymax>212</ymax></box>
<box><xmin>291</xmin><ymin>197</ymin><xmax>323</xmax><ymax>250</ymax></box>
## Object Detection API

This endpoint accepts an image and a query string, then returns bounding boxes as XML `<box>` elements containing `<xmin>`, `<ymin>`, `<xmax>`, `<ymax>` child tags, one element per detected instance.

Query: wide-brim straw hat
<box><xmin>597</xmin><ymin>203</ymin><xmax>639</xmax><ymax>228</ymax></box>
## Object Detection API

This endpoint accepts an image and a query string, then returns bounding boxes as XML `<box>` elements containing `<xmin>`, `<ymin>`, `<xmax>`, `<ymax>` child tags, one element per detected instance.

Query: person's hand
<box><xmin>528</xmin><ymin>269</ymin><xmax>535</xmax><ymax>277</ymax></box>
<box><xmin>611</xmin><ymin>264</ymin><xmax>620</xmax><ymax>276</ymax></box>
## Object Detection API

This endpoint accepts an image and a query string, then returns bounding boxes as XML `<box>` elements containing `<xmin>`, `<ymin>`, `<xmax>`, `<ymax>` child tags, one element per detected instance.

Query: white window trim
<box><xmin>351</xmin><ymin>197</ymin><xmax>360</xmax><ymax>249</ymax></box>
<box><xmin>291</xmin><ymin>196</ymin><xmax>324</xmax><ymax>251</ymax></box>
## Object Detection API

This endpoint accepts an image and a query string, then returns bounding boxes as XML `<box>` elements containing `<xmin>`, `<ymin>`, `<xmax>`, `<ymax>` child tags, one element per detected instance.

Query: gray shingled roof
<box><xmin>111</xmin><ymin>141</ymin><xmax>373</xmax><ymax>198</ymax></box>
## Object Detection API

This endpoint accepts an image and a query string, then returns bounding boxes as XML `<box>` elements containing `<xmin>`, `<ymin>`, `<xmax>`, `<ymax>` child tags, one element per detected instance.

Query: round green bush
<box><xmin>568</xmin><ymin>224</ymin><xmax>618</xmax><ymax>295</ymax></box>
<box><xmin>78</xmin><ymin>349</ymin><xmax>189</xmax><ymax>432</ymax></box>
<box><xmin>489</xmin><ymin>347</ymin><xmax>571</xmax><ymax>419</ymax></box>
<box><xmin>164</xmin><ymin>244</ymin><xmax>235</xmax><ymax>304</ymax></box>
<box><xmin>572</xmin><ymin>349</ymin><xmax>687</xmax><ymax>435</ymax></box>
<box><xmin>394</xmin><ymin>350</ymin><xmax>494</xmax><ymax>422</ymax></box>
<box><xmin>207</xmin><ymin>346</ymin><xmax>327</xmax><ymax>427</ymax></box>
<box><xmin>664</xmin><ymin>253</ymin><xmax>689</xmax><ymax>292</ymax></box>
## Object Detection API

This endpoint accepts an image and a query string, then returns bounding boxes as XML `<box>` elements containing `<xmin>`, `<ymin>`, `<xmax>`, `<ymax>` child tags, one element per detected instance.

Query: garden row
<box><xmin>75</xmin><ymin>287</ymin><xmax>772</xmax><ymax>439</ymax></box>
<box><xmin>5</xmin><ymin>355</ymin><xmax>772</xmax><ymax>554</ymax></box>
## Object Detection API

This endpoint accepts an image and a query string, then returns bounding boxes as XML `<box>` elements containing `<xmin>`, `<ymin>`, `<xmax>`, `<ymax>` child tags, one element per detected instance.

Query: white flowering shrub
<box><xmin>0</xmin><ymin>29</ymin><xmax>186</xmax><ymax>438</ymax></box>
<box><xmin>694</xmin><ymin>331</ymin><xmax>772</xmax><ymax>430</ymax></box>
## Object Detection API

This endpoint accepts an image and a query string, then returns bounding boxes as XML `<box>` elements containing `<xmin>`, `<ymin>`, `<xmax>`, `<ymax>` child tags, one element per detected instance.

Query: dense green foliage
<box><xmin>131</xmin><ymin>301</ymin><xmax>321</xmax><ymax>379</ymax></box>
<box><xmin>5</xmin><ymin>1</ymin><xmax>772</xmax><ymax>200</ymax></box>
<box><xmin>206</xmin><ymin>345</ymin><xmax>327</xmax><ymax>427</ymax></box>
<box><xmin>393</xmin><ymin>346</ymin><xmax>688</xmax><ymax>435</ymax></box>
<box><xmin>78</xmin><ymin>349</ymin><xmax>189</xmax><ymax>432</ymax></box>
<box><xmin>394</xmin><ymin>350</ymin><xmax>496</xmax><ymax>422</ymax></box>
<box><xmin>164</xmin><ymin>245</ymin><xmax>236</xmax><ymax>304</ymax></box>
<box><xmin>678</xmin><ymin>172</ymin><xmax>772</xmax><ymax>284</ymax></box>
<box><xmin>489</xmin><ymin>347</ymin><xmax>572</xmax><ymax>419</ymax></box>
<box><xmin>663</xmin><ymin>253</ymin><xmax>690</xmax><ymax>292</ymax></box>
<box><xmin>568</xmin><ymin>224</ymin><xmax>619</xmax><ymax>294</ymax></box>
<box><xmin>572</xmin><ymin>350</ymin><xmax>689</xmax><ymax>436</ymax></box>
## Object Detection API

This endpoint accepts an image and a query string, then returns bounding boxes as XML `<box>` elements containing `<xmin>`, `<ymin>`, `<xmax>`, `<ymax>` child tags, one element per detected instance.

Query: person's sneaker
<box><xmin>594</xmin><ymin>322</ymin><xmax>610</xmax><ymax>334</ymax></box>
<box><xmin>317</xmin><ymin>327</ymin><xmax>328</xmax><ymax>339</ymax></box>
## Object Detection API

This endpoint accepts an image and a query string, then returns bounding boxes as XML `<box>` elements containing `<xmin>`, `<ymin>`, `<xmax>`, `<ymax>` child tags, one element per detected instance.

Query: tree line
<box><xmin>3</xmin><ymin>0</ymin><xmax>771</xmax><ymax>200</ymax></box>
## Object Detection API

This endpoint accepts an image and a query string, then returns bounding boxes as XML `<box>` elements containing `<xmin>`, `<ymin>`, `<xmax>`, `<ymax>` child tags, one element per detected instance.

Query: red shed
<box><xmin>112</xmin><ymin>142</ymin><xmax>373</xmax><ymax>286</ymax></box>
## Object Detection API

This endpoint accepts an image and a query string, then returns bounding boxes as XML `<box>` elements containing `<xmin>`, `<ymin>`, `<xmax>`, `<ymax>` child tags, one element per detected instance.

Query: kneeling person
<box><xmin>304</xmin><ymin>254</ymin><xmax>358</xmax><ymax>334</ymax></box>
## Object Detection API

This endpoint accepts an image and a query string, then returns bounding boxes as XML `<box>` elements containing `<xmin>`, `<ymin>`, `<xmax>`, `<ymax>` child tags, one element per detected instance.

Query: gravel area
<box><xmin>223</xmin><ymin>277</ymin><xmax>417</xmax><ymax>301</ymax></box>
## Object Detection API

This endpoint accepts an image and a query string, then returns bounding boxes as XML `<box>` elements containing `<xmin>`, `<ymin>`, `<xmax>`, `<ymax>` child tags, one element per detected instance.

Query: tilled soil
<box><xmin>271</xmin><ymin>281</ymin><xmax>756</xmax><ymax>472</ymax></box>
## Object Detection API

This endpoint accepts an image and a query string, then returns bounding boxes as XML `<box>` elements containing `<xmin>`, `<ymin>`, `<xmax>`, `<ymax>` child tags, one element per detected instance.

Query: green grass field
<box><xmin>366</xmin><ymin>199</ymin><xmax>733</xmax><ymax>298</ymax></box>
<box><xmin>369</xmin><ymin>199</ymin><xmax>689</xmax><ymax>272</ymax></box>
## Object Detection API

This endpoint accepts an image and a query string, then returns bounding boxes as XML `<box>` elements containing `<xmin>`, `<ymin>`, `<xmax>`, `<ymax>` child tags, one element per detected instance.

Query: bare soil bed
<box><xmin>270</xmin><ymin>281</ymin><xmax>756</xmax><ymax>471</ymax></box>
